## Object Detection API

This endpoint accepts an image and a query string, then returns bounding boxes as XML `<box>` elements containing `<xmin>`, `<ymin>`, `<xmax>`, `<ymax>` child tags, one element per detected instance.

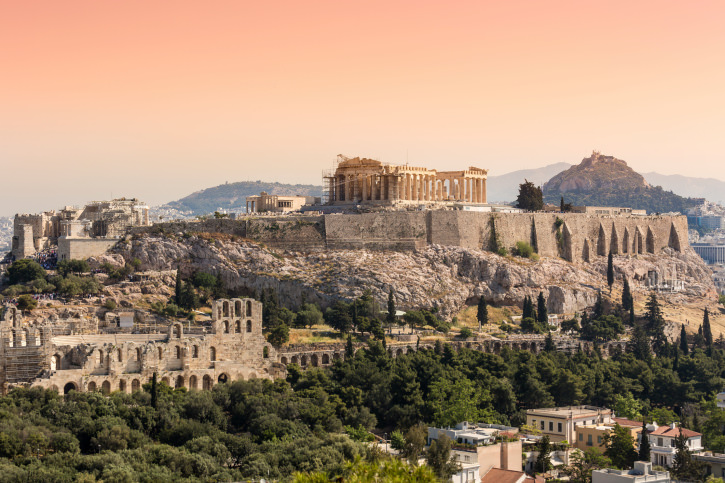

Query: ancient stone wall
<box><xmin>58</xmin><ymin>238</ymin><xmax>119</xmax><ymax>261</ymax></box>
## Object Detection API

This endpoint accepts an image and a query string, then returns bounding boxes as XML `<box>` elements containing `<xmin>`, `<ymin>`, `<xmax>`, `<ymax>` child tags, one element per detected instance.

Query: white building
<box><xmin>592</xmin><ymin>461</ymin><xmax>670</xmax><ymax>483</ymax></box>
<box><xmin>647</xmin><ymin>423</ymin><xmax>703</xmax><ymax>468</ymax></box>
<box><xmin>451</xmin><ymin>462</ymin><xmax>480</xmax><ymax>483</ymax></box>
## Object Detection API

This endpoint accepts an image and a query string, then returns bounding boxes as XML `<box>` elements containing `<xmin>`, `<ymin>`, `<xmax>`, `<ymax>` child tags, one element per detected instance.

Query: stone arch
<box><xmin>333</xmin><ymin>353</ymin><xmax>341</xmax><ymax>361</ymax></box>
<box><xmin>610</xmin><ymin>225</ymin><xmax>620</xmax><ymax>255</ymax></box>
<box><xmin>118</xmin><ymin>349</ymin><xmax>123</xmax><ymax>362</ymax></box>
<box><xmin>246</xmin><ymin>300</ymin><xmax>253</xmax><ymax>316</ymax></box>
<box><xmin>223</xmin><ymin>321</ymin><xmax>230</xmax><ymax>334</ymax></box>
<box><xmin>203</xmin><ymin>375</ymin><xmax>213</xmax><ymax>390</ymax></box>
<box><xmin>494</xmin><ymin>342</ymin><xmax>501</xmax><ymax>354</ymax></box>
<box><xmin>396</xmin><ymin>348</ymin><xmax>404</xmax><ymax>357</ymax></box>
<box><xmin>157</xmin><ymin>347</ymin><xmax>163</xmax><ymax>360</ymax></box>
<box><xmin>176</xmin><ymin>375</ymin><xmax>184</xmax><ymax>389</ymax></box>
<box><xmin>136</xmin><ymin>347</ymin><xmax>142</xmax><ymax>361</ymax></box>
<box><xmin>87</xmin><ymin>381</ymin><xmax>97</xmax><ymax>392</ymax></box>
<box><xmin>635</xmin><ymin>227</ymin><xmax>644</xmax><ymax>254</ymax></box>
<box><xmin>173</xmin><ymin>323</ymin><xmax>182</xmax><ymax>339</ymax></box>
<box><xmin>189</xmin><ymin>375</ymin><xmax>198</xmax><ymax>390</ymax></box>
<box><xmin>322</xmin><ymin>353</ymin><xmax>330</xmax><ymax>364</ymax></box>
<box><xmin>300</xmin><ymin>355</ymin><xmax>308</xmax><ymax>366</ymax></box>
<box><xmin>597</xmin><ymin>224</ymin><xmax>607</xmax><ymax>256</ymax></box>
<box><xmin>192</xmin><ymin>345</ymin><xmax>199</xmax><ymax>358</ymax></box>
<box><xmin>248</xmin><ymin>371</ymin><xmax>258</xmax><ymax>379</ymax></box>
<box><xmin>235</xmin><ymin>320</ymin><xmax>241</xmax><ymax>333</ymax></box>
<box><xmin>102</xmin><ymin>380</ymin><xmax>111</xmax><ymax>394</ymax></box>
<box><xmin>131</xmin><ymin>379</ymin><xmax>141</xmax><ymax>392</ymax></box>
<box><xmin>246</xmin><ymin>320</ymin><xmax>252</xmax><ymax>333</ymax></box>
<box><xmin>622</xmin><ymin>228</ymin><xmax>631</xmax><ymax>254</ymax></box>
<box><xmin>234</xmin><ymin>300</ymin><xmax>242</xmax><ymax>317</ymax></box>
<box><xmin>175</xmin><ymin>346</ymin><xmax>181</xmax><ymax>359</ymax></box>
<box><xmin>63</xmin><ymin>382</ymin><xmax>78</xmax><ymax>394</ymax></box>
<box><xmin>210</xmin><ymin>347</ymin><xmax>217</xmax><ymax>361</ymax></box>
<box><xmin>119</xmin><ymin>380</ymin><xmax>127</xmax><ymax>393</ymax></box>
<box><xmin>530</xmin><ymin>343</ymin><xmax>538</xmax><ymax>354</ymax></box>
<box><xmin>562</xmin><ymin>223</ymin><xmax>574</xmax><ymax>261</ymax></box>
<box><xmin>50</xmin><ymin>354</ymin><xmax>60</xmax><ymax>371</ymax></box>
<box><xmin>291</xmin><ymin>355</ymin><xmax>299</xmax><ymax>364</ymax></box>
<box><xmin>668</xmin><ymin>223</ymin><xmax>681</xmax><ymax>252</ymax></box>
<box><xmin>218</xmin><ymin>373</ymin><xmax>229</xmax><ymax>384</ymax></box>
<box><xmin>311</xmin><ymin>354</ymin><xmax>319</xmax><ymax>367</ymax></box>
<box><xmin>223</xmin><ymin>301</ymin><xmax>230</xmax><ymax>318</ymax></box>
<box><xmin>281</xmin><ymin>356</ymin><xmax>288</xmax><ymax>365</ymax></box>
<box><xmin>646</xmin><ymin>227</ymin><xmax>656</xmax><ymax>253</ymax></box>
<box><xmin>162</xmin><ymin>376</ymin><xmax>170</xmax><ymax>386</ymax></box>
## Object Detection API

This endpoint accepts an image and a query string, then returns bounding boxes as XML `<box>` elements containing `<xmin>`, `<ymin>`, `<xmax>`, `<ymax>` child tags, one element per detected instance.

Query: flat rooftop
<box><xmin>527</xmin><ymin>406</ymin><xmax>610</xmax><ymax>418</ymax></box>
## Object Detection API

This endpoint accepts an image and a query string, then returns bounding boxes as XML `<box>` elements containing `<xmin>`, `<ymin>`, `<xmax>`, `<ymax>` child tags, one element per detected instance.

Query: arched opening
<box><xmin>210</xmin><ymin>347</ymin><xmax>216</xmax><ymax>361</ymax></box>
<box><xmin>263</xmin><ymin>346</ymin><xmax>269</xmax><ymax>359</ymax></box>
<box><xmin>192</xmin><ymin>345</ymin><xmax>199</xmax><ymax>358</ymax></box>
<box><xmin>50</xmin><ymin>354</ymin><xmax>60</xmax><ymax>371</ymax></box>
<box><xmin>246</xmin><ymin>320</ymin><xmax>252</xmax><ymax>333</ymax></box>
<box><xmin>118</xmin><ymin>349</ymin><xmax>123</xmax><ymax>362</ymax></box>
<box><xmin>300</xmin><ymin>355</ymin><xmax>308</xmax><ymax>366</ymax></box>
<box><xmin>223</xmin><ymin>301</ymin><xmax>230</xmax><ymax>318</ymax></box>
<box><xmin>87</xmin><ymin>381</ymin><xmax>97</xmax><ymax>392</ymax></box>
<box><xmin>174</xmin><ymin>324</ymin><xmax>182</xmax><ymax>339</ymax></box>
<box><xmin>98</xmin><ymin>349</ymin><xmax>104</xmax><ymax>366</ymax></box>
<box><xmin>102</xmin><ymin>381</ymin><xmax>111</xmax><ymax>394</ymax></box>
<box><xmin>175</xmin><ymin>346</ymin><xmax>181</xmax><ymax>359</ymax></box>
<box><xmin>396</xmin><ymin>348</ymin><xmax>403</xmax><ymax>357</ymax></box>
<box><xmin>162</xmin><ymin>376</ymin><xmax>170</xmax><ymax>386</ymax></box>
<box><xmin>248</xmin><ymin>371</ymin><xmax>257</xmax><ymax>379</ymax></box>
<box><xmin>235</xmin><ymin>300</ymin><xmax>242</xmax><ymax>317</ymax></box>
<box><xmin>291</xmin><ymin>355</ymin><xmax>299</xmax><ymax>364</ymax></box>
<box><xmin>281</xmin><ymin>356</ymin><xmax>288</xmax><ymax>365</ymax></box>
<box><xmin>246</xmin><ymin>301</ymin><xmax>252</xmax><ymax>317</ymax></box>
<box><xmin>119</xmin><ymin>380</ymin><xmax>127</xmax><ymax>393</ymax></box>
<box><xmin>131</xmin><ymin>379</ymin><xmax>141</xmax><ymax>392</ymax></box>
<box><xmin>203</xmin><ymin>375</ymin><xmax>213</xmax><ymax>390</ymax></box>
<box><xmin>224</xmin><ymin>321</ymin><xmax>230</xmax><ymax>334</ymax></box>
<box><xmin>136</xmin><ymin>348</ymin><xmax>142</xmax><ymax>361</ymax></box>
<box><xmin>63</xmin><ymin>382</ymin><xmax>77</xmax><ymax>394</ymax></box>
<box><xmin>322</xmin><ymin>354</ymin><xmax>330</xmax><ymax>364</ymax></box>
<box><xmin>157</xmin><ymin>347</ymin><xmax>163</xmax><ymax>360</ymax></box>
<box><xmin>235</xmin><ymin>320</ymin><xmax>241</xmax><ymax>333</ymax></box>
<box><xmin>311</xmin><ymin>354</ymin><xmax>318</xmax><ymax>367</ymax></box>
<box><xmin>176</xmin><ymin>375</ymin><xmax>184</xmax><ymax>389</ymax></box>
<box><xmin>218</xmin><ymin>373</ymin><xmax>229</xmax><ymax>384</ymax></box>
<box><xmin>189</xmin><ymin>375</ymin><xmax>198</xmax><ymax>390</ymax></box>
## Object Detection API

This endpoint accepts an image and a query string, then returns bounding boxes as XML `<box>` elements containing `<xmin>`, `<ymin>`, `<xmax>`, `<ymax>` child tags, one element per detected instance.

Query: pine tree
<box><xmin>477</xmin><ymin>296</ymin><xmax>488</xmax><ymax>332</ymax></box>
<box><xmin>644</xmin><ymin>293</ymin><xmax>667</xmax><ymax>355</ymax></box>
<box><xmin>174</xmin><ymin>268</ymin><xmax>182</xmax><ymax>305</ymax></box>
<box><xmin>628</xmin><ymin>324</ymin><xmax>651</xmax><ymax>361</ymax></box>
<box><xmin>544</xmin><ymin>333</ymin><xmax>555</xmax><ymax>352</ymax></box>
<box><xmin>622</xmin><ymin>278</ymin><xmax>633</xmax><ymax>313</ymax></box>
<box><xmin>680</xmin><ymin>324</ymin><xmax>689</xmax><ymax>355</ymax></box>
<box><xmin>607</xmin><ymin>252</ymin><xmax>614</xmax><ymax>293</ymax></box>
<box><xmin>703</xmin><ymin>308</ymin><xmax>713</xmax><ymax>347</ymax></box>
<box><xmin>345</xmin><ymin>334</ymin><xmax>354</xmax><ymax>359</ymax></box>
<box><xmin>537</xmin><ymin>292</ymin><xmax>548</xmax><ymax>327</ymax></box>
<box><xmin>593</xmin><ymin>291</ymin><xmax>604</xmax><ymax>319</ymax></box>
<box><xmin>638</xmin><ymin>419</ymin><xmax>650</xmax><ymax>462</ymax></box>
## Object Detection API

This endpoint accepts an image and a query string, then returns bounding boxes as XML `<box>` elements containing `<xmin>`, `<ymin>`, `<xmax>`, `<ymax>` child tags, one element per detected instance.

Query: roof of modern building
<box><xmin>650</xmin><ymin>425</ymin><xmax>701</xmax><ymax>438</ymax></box>
<box><xmin>480</xmin><ymin>468</ymin><xmax>543</xmax><ymax>483</ymax></box>
<box><xmin>612</xmin><ymin>417</ymin><xmax>643</xmax><ymax>428</ymax></box>
<box><xmin>527</xmin><ymin>405</ymin><xmax>611</xmax><ymax>418</ymax></box>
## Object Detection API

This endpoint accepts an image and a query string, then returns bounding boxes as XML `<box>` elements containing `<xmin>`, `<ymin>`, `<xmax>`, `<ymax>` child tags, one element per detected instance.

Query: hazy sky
<box><xmin>2</xmin><ymin>0</ymin><xmax>724</xmax><ymax>215</ymax></box>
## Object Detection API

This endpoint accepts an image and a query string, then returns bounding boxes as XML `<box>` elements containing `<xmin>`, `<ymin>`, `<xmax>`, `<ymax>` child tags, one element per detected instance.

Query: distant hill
<box><xmin>164</xmin><ymin>181</ymin><xmax>323</xmax><ymax>215</ymax></box>
<box><xmin>487</xmin><ymin>162</ymin><xmax>572</xmax><ymax>202</ymax></box>
<box><xmin>543</xmin><ymin>151</ymin><xmax>697</xmax><ymax>214</ymax></box>
<box><xmin>642</xmin><ymin>172</ymin><xmax>725</xmax><ymax>204</ymax></box>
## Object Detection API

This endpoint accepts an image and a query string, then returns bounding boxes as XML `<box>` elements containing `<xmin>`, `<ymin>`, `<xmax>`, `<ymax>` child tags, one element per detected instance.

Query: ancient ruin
<box><xmin>1</xmin><ymin>298</ymin><xmax>281</xmax><ymax>395</ymax></box>
<box><xmin>323</xmin><ymin>155</ymin><xmax>488</xmax><ymax>205</ymax></box>
<box><xmin>12</xmin><ymin>198</ymin><xmax>150</xmax><ymax>260</ymax></box>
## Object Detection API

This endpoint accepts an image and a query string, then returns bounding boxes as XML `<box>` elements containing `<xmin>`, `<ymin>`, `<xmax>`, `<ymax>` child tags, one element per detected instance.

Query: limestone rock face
<box><xmin>115</xmin><ymin>234</ymin><xmax>715</xmax><ymax>318</ymax></box>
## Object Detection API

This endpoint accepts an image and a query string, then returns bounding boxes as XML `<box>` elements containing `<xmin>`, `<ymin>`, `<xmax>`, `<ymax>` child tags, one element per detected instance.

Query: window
<box><xmin>671</xmin><ymin>439</ymin><xmax>676</xmax><ymax>447</ymax></box>
<box><xmin>597</xmin><ymin>436</ymin><xmax>602</xmax><ymax>444</ymax></box>
<box><xmin>549</xmin><ymin>422</ymin><xmax>553</xmax><ymax>432</ymax></box>
<box><xmin>558</xmin><ymin>423</ymin><xmax>562</xmax><ymax>432</ymax></box>
<box><xmin>658</xmin><ymin>438</ymin><xmax>663</xmax><ymax>446</ymax></box>
<box><xmin>587</xmin><ymin>434</ymin><xmax>593</xmax><ymax>446</ymax></box>
<box><xmin>579</xmin><ymin>433</ymin><xmax>583</xmax><ymax>441</ymax></box>
<box><xmin>540</xmin><ymin>421</ymin><xmax>545</xmax><ymax>430</ymax></box>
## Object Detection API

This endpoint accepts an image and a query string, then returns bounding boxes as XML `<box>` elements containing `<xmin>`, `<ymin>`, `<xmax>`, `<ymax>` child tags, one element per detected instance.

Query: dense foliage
<box><xmin>543</xmin><ymin>185</ymin><xmax>696</xmax><ymax>214</ymax></box>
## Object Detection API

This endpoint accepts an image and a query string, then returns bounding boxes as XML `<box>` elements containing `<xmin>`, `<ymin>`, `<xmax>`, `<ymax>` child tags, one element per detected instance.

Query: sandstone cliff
<box><xmin>115</xmin><ymin>233</ymin><xmax>715</xmax><ymax>318</ymax></box>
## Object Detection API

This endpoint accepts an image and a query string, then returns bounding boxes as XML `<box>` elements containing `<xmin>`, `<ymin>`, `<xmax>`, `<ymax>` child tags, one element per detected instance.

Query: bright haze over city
<box><xmin>2</xmin><ymin>0</ymin><xmax>724</xmax><ymax>214</ymax></box>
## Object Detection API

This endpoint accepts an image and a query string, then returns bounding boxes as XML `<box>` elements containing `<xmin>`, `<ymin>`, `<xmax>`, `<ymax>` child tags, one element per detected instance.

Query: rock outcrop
<box><xmin>115</xmin><ymin>234</ymin><xmax>715</xmax><ymax>317</ymax></box>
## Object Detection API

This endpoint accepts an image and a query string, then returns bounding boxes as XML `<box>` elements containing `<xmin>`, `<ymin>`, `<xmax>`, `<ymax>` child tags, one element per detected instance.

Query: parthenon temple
<box><xmin>324</xmin><ymin>155</ymin><xmax>488</xmax><ymax>205</ymax></box>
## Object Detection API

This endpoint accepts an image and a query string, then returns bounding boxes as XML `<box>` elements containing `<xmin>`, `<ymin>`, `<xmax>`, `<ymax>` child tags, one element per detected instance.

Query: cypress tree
<box><xmin>560</xmin><ymin>196</ymin><xmax>565</xmax><ymax>212</ymax></box>
<box><xmin>345</xmin><ymin>334</ymin><xmax>354</xmax><ymax>359</ymax></box>
<box><xmin>386</xmin><ymin>289</ymin><xmax>396</xmax><ymax>325</ymax></box>
<box><xmin>638</xmin><ymin>419</ymin><xmax>650</xmax><ymax>462</ymax></box>
<box><xmin>629</xmin><ymin>305</ymin><xmax>635</xmax><ymax>325</ymax></box>
<box><xmin>680</xmin><ymin>324</ymin><xmax>689</xmax><ymax>355</ymax></box>
<box><xmin>544</xmin><ymin>333</ymin><xmax>555</xmax><ymax>352</ymax></box>
<box><xmin>607</xmin><ymin>252</ymin><xmax>614</xmax><ymax>293</ymax></box>
<box><xmin>594</xmin><ymin>291</ymin><xmax>604</xmax><ymax>319</ymax></box>
<box><xmin>151</xmin><ymin>372</ymin><xmax>158</xmax><ymax>409</ymax></box>
<box><xmin>522</xmin><ymin>296</ymin><xmax>531</xmax><ymax>320</ymax></box>
<box><xmin>622</xmin><ymin>278</ymin><xmax>633</xmax><ymax>313</ymax></box>
<box><xmin>477</xmin><ymin>296</ymin><xmax>488</xmax><ymax>331</ymax></box>
<box><xmin>703</xmin><ymin>308</ymin><xmax>713</xmax><ymax>347</ymax></box>
<box><xmin>537</xmin><ymin>292</ymin><xmax>548</xmax><ymax>327</ymax></box>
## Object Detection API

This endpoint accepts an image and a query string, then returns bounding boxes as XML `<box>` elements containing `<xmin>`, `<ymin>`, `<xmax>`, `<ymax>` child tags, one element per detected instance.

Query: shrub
<box><xmin>459</xmin><ymin>327</ymin><xmax>474</xmax><ymax>339</ymax></box>
<box><xmin>103</xmin><ymin>300</ymin><xmax>117</xmax><ymax>311</ymax></box>
<box><xmin>512</xmin><ymin>241</ymin><xmax>537</xmax><ymax>259</ymax></box>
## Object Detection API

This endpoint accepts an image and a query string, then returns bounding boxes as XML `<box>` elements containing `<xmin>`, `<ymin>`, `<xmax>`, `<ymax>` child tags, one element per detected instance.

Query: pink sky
<box><xmin>2</xmin><ymin>0</ymin><xmax>724</xmax><ymax>214</ymax></box>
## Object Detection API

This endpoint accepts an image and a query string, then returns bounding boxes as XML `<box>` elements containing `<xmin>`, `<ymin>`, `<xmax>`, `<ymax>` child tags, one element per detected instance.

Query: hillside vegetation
<box><xmin>543</xmin><ymin>152</ymin><xmax>697</xmax><ymax>214</ymax></box>
<box><xmin>164</xmin><ymin>181</ymin><xmax>323</xmax><ymax>215</ymax></box>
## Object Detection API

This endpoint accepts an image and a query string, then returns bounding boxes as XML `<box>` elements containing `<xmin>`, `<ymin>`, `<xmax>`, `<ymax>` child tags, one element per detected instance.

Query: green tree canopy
<box><xmin>516</xmin><ymin>179</ymin><xmax>544</xmax><ymax>211</ymax></box>
<box><xmin>7</xmin><ymin>259</ymin><xmax>46</xmax><ymax>285</ymax></box>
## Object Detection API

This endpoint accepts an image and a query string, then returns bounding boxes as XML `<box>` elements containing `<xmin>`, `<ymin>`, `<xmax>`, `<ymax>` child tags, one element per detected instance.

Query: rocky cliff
<box><xmin>115</xmin><ymin>233</ymin><xmax>715</xmax><ymax>318</ymax></box>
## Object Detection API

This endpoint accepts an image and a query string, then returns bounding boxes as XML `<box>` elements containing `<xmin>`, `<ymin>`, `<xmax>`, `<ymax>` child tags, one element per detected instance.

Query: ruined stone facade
<box><xmin>1</xmin><ymin>299</ymin><xmax>280</xmax><ymax>395</ymax></box>
<box><xmin>324</xmin><ymin>155</ymin><xmax>488</xmax><ymax>205</ymax></box>
<box><xmin>12</xmin><ymin>198</ymin><xmax>150</xmax><ymax>260</ymax></box>
<box><xmin>245</xmin><ymin>192</ymin><xmax>320</xmax><ymax>213</ymax></box>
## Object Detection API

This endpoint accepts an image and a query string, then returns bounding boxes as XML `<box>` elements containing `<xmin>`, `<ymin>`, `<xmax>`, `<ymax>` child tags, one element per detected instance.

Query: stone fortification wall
<box><xmin>139</xmin><ymin>212</ymin><xmax>689</xmax><ymax>261</ymax></box>
<box><xmin>58</xmin><ymin>238</ymin><xmax>119</xmax><ymax>261</ymax></box>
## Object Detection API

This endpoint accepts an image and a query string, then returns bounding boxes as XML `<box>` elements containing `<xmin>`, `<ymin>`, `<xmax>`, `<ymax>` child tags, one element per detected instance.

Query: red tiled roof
<box><xmin>650</xmin><ymin>426</ymin><xmax>701</xmax><ymax>438</ymax></box>
<box><xmin>613</xmin><ymin>417</ymin><xmax>643</xmax><ymax>428</ymax></box>
<box><xmin>481</xmin><ymin>468</ymin><xmax>528</xmax><ymax>483</ymax></box>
